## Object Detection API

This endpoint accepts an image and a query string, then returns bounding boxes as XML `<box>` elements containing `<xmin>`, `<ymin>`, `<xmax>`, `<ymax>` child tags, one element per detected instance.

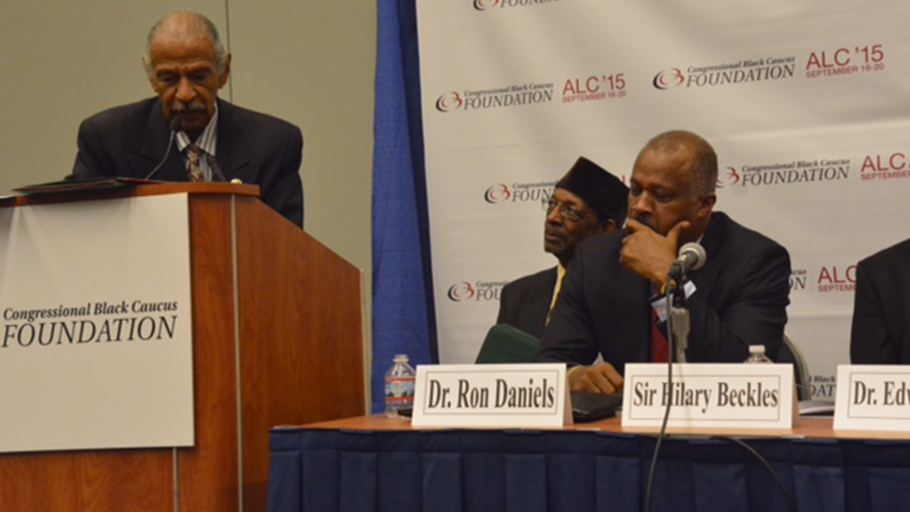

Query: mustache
<box><xmin>544</xmin><ymin>226</ymin><xmax>567</xmax><ymax>238</ymax></box>
<box><xmin>171</xmin><ymin>100</ymin><xmax>206</xmax><ymax>113</ymax></box>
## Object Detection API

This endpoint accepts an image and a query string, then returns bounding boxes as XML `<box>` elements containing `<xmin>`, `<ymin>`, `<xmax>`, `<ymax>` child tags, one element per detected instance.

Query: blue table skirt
<box><xmin>267</xmin><ymin>426</ymin><xmax>910</xmax><ymax>512</ymax></box>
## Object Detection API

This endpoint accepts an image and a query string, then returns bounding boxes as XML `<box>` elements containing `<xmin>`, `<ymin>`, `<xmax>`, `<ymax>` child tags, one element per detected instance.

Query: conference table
<box><xmin>267</xmin><ymin>414</ymin><xmax>910</xmax><ymax>512</ymax></box>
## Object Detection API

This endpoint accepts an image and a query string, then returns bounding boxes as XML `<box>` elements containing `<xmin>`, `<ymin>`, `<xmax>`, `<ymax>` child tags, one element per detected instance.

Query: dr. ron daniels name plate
<box><xmin>622</xmin><ymin>363</ymin><xmax>795</xmax><ymax>429</ymax></box>
<box><xmin>834</xmin><ymin>365</ymin><xmax>910</xmax><ymax>432</ymax></box>
<box><xmin>412</xmin><ymin>364</ymin><xmax>572</xmax><ymax>427</ymax></box>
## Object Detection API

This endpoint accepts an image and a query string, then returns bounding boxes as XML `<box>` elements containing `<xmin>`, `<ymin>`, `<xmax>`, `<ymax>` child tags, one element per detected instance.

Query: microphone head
<box><xmin>679</xmin><ymin>242</ymin><xmax>707</xmax><ymax>271</ymax></box>
<box><xmin>169</xmin><ymin>116</ymin><xmax>182</xmax><ymax>133</ymax></box>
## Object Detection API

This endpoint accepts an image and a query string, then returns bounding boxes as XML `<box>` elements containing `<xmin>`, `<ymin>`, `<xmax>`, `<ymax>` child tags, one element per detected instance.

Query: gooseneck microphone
<box><xmin>144</xmin><ymin>116</ymin><xmax>182</xmax><ymax>180</ymax></box>
<box><xmin>669</xmin><ymin>242</ymin><xmax>707</xmax><ymax>280</ymax></box>
<box><xmin>204</xmin><ymin>153</ymin><xmax>227</xmax><ymax>182</ymax></box>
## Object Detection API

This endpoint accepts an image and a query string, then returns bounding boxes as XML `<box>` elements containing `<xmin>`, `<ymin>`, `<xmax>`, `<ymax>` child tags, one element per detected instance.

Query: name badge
<box><xmin>622</xmin><ymin>363</ymin><xmax>795</xmax><ymax>429</ymax></box>
<box><xmin>834</xmin><ymin>365</ymin><xmax>910</xmax><ymax>431</ymax></box>
<box><xmin>412</xmin><ymin>364</ymin><xmax>572</xmax><ymax>427</ymax></box>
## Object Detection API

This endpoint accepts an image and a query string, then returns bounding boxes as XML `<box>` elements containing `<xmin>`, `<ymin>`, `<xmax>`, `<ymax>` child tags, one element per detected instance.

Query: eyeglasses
<box><xmin>546</xmin><ymin>199</ymin><xmax>590</xmax><ymax>222</ymax></box>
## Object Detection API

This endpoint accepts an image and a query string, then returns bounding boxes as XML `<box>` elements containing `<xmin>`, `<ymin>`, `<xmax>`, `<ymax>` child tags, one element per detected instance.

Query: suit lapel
<box><xmin>623</xmin><ymin>270</ymin><xmax>652</xmax><ymax>366</ymax></box>
<box><xmin>214</xmin><ymin>100</ymin><xmax>251</xmax><ymax>182</ymax></box>
<box><xmin>531</xmin><ymin>267</ymin><xmax>558</xmax><ymax>324</ymax></box>
<box><xmin>600</xmin><ymin>258</ymin><xmax>650</xmax><ymax>371</ymax></box>
<box><xmin>691</xmin><ymin>212</ymin><xmax>725</xmax><ymax>297</ymax></box>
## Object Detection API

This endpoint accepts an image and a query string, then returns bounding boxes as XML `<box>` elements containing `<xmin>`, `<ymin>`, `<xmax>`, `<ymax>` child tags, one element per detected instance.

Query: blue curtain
<box><xmin>371</xmin><ymin>0</ymin><xmax>437</xmax><ymax>413</ymax></box>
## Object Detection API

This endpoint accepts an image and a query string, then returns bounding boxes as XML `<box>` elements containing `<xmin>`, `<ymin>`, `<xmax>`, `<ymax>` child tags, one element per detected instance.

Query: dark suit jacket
<box><xmin>851</xmin><ymin>238</ymin><xmax>910</xmax><ymax>364</ymax></box>
<box><xmin>72</xmin><ymin>97</ymin><xmax>304</xmax><ymax>227</ymax></box>
<box><xmin>535</xmin><ymin>211</ymin><xmax>791</xmax><ymax>374</ymax></box>
<box><xmin>497</xmin><ymin>267</ymin><xmax>557</xmax><ymax>340</ymax></box>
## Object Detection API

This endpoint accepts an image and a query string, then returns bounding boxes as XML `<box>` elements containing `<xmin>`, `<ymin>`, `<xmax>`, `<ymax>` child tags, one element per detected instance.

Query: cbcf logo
<box><xmin>473</xmin><ymin>0</ymin><xmax>501</xmax><ymax>10</ymax></box>
<box><xmin>716</xmin><ymin>167</ymin><xmax>742</xmax><ymax>188</ymax></box>
<box><xmin>484</xmin><ymin>184</ymin><xmax>512</xmax><ymax>203</ymax></box>
<box><xmin>447</xmin><ymin>282</ymin><xmax>476</xmax><ymax>301</ymax></box>
<box><xmin>436</xmin><ymin>92</ymin><xmax>464</xmax><ymax>112</ymax></box>
<box><xmin>652</xmin><ymin>68</ymin><xmax>685</xmax><ymax>90</ymax></box>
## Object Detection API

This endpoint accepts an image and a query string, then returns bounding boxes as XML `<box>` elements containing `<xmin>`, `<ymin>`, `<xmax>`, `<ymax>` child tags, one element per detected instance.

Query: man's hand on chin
<box><xmin>619</xmin><ymin>219</ymin><xmax>689</xmax><ymax>288</ymax></box>
<box><xmin>567</xmin><ymin>362</ymin><xmax>624</xmax><ymax>395</ymax></box>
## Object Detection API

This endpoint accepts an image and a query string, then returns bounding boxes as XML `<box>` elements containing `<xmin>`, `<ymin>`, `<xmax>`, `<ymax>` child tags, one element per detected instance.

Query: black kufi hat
<box><xmin>556</xmin><ymin>157</ymin><xmax>628</xmax><ymax>223</ymax></box>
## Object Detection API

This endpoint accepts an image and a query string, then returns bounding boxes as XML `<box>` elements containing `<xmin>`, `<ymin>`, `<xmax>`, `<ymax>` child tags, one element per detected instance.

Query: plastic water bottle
<box><xmin>385</xmin><ymin>354</ymin><xmax>416</xmax><ymax>418</ymax></box>
<box><xmin>744</xmin><ymin>345</ymin><xmax>773</xmax><ymax>364</ymax></box>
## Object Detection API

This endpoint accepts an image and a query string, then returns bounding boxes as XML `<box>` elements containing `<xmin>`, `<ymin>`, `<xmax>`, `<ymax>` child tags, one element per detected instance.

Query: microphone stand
<box><xmin>144</xmin><ymin>117</ymin><xmax>183</xmax><ymax>181</ymax></box>
<box><xmin>667</xmin><ymin>264</ymin><xmax>691</xmax><ymax>363</ymax></box>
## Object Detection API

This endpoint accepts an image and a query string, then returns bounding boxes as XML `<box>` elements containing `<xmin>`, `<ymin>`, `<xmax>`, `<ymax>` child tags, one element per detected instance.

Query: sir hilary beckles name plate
<box><xmin>412</xmin><ymin>364</ymin><xmax>572</xmax><ymax>427</ymax></box>
<box><xmin>622</xmin><ymin>363</ymin><xmax>795</xmax><ymax>429</ymax></box>
<box><xmin>835</xmin><ymin>365</ymin><xmax>910</xmax><ymax>432</ymax></box>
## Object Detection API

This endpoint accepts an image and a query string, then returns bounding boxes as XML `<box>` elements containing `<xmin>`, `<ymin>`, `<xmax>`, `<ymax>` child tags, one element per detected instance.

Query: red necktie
<box><xmin>651</xmin><ymin>309</ymin><xmax>669</xmax><ymax>363</ymax></box>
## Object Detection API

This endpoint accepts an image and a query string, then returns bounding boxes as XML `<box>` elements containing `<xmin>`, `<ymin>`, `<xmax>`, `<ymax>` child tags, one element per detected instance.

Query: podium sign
<box><xmin>0</xmin><ymin>195</ymin><xmax>195</xmax><ymax>453</ymax></box>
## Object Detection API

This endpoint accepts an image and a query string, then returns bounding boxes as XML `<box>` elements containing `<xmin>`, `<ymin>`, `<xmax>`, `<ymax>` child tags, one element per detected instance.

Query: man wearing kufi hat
<box><xmin>496</xmin><ymin>157</ymin><xmax>629</xmax><ymax>339</ymax></box>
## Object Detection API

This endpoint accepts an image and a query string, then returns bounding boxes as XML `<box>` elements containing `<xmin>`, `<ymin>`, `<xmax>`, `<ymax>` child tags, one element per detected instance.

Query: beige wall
<box><xmin>0</xmin><ymin>1</ymin><xmax>376</xmax><ymax>383</ymax></box>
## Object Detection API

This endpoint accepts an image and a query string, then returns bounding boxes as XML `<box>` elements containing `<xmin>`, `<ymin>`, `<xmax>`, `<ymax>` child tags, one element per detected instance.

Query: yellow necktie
<box><xmin>546</xmin><ymin>264</ymin><xmax>567</xmax><ymax>325</ymax></box>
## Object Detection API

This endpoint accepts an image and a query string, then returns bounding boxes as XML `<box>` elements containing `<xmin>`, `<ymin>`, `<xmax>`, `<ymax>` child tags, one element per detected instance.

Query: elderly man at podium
<box><xmin>71</xmin><ymin>11</ymin><xmax>304</xmax><ymax>228</ymax></box>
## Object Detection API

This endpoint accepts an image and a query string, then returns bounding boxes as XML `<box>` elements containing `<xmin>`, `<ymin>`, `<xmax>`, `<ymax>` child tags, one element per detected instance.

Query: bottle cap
<box><xmin>748</xmin><ymin>345</ymin><xmax>765</xmax><ymax>354</ymax></box>
<box><xmin>393</xmin><ymin>354</ymin><xmax>409</xmax><ymax>363</ymax></box>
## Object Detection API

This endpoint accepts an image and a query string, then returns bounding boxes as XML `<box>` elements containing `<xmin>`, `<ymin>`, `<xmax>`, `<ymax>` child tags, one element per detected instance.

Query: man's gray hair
<box><xmin>643</xmin><ymin>130</ymin><xmax>718</xmax><ymax>199</ymax></box>
<box><xmin>143</xmin><ymin>12</ymin><xmax>227</xmax><ymax>75</ymax></box>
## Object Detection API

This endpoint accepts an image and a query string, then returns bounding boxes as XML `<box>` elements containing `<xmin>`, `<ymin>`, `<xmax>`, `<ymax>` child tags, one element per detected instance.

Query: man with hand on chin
<box><xmin>535</xmin><ymin>131</ymin><xmax>791</xmax><ymax>395</ymax></box>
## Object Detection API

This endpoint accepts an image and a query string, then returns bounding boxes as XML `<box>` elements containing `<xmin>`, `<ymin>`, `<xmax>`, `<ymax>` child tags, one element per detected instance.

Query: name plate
<box><xmin>412</xmin><ymin>364</ymin><xmax>572</xmax><ymax>427</ymax></box>
<box><xmin>622</xmin><ymin>363</ymin><xmax>795</xmax><ymax>429</ymax></box>
<box><xmin>834</xmin><ymin>365</ymin><xmax>910</xmax><ymax>431</ymax></box>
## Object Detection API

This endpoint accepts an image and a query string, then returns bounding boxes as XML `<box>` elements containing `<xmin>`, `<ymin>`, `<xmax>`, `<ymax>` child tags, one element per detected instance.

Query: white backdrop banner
<box><xmin>416</xmin><ymin>0</ymin><xmax>910</xmax><ymax>400</ymax></box>
<box><xmin>0</xmin><ymin>195</ymin><xmax>195</xmax><ymax>453</ymax></box>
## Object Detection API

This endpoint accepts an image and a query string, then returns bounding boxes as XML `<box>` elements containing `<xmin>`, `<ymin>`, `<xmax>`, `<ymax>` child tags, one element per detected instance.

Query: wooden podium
<box><xmin>0</xmin><ymin>184</ymin><xmax>365</xmax><ymax>512</ymax></box>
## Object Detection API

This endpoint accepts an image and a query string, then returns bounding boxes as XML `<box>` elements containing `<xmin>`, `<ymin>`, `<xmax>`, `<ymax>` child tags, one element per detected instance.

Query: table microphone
<box><xmin>144</xmin><ymin>116</ymin><xmax>182</xmax><ymax>180</ymax></box>
<box><xmin>669</xmin><ymin>242</ymin><xmax>707</xmax><ymax>279</ymax></box>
